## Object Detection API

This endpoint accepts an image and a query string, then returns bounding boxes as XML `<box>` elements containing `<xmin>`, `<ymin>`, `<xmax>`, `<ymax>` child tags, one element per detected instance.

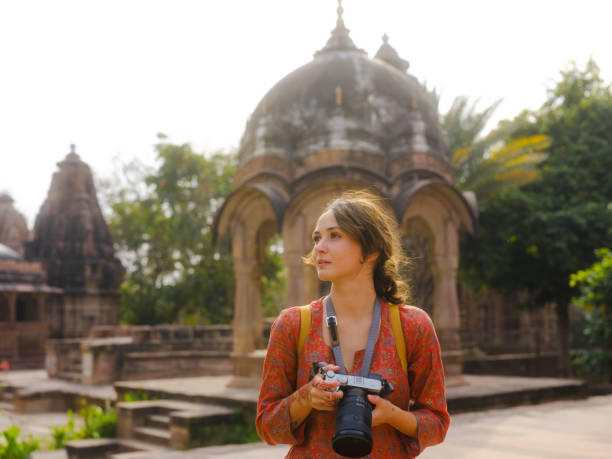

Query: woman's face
<box><xmin>312</xmin><ymin>210</ymin><xmax>366</xmax><ymax>283</ymax></box>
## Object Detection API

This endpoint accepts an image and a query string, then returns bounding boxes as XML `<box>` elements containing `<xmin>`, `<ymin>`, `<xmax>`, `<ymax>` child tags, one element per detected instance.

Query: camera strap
<box><xmin>325</xmin><ymin>295</ymin><xmax>381</xmax><ymax>377</ymax></box>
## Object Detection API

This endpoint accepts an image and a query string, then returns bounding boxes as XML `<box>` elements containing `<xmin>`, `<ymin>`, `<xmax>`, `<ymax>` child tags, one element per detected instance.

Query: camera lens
<box><xmin>332</xmin><ymin>388</ymin><xmax>373</xmax><ymax>458</ymax></box>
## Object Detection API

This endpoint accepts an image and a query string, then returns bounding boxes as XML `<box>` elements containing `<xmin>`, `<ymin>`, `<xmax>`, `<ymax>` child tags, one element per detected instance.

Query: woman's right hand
<box><xmin>309</xmin><ymin>363</ymin><xmax>344</xmax><ymax>411</ymax></box>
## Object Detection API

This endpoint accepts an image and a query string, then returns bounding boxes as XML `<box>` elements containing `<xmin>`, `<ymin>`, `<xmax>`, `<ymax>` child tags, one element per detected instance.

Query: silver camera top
<box><xmin>323</xmin><ymin>369</ymin><xmax>384</xmax><ymax>393</ymax></box>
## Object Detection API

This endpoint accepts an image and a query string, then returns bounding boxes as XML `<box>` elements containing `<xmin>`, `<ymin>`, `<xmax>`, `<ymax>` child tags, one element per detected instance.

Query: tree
<box><xmin>443</xmin><ymin>96</ymin><xmax>549</xmax><ymax>204</ymax></box>
<box><xmin>460</xmin><ymin>59</ymin><xmax>612</xmax><ymax>374</ymax></box>
<box><xmin>423</xmin><ymin>87</ymin><xmax>549</xmax><ymax>205</ymax></box>
<box><xmin>106</xmin><ymin>135</ymin><xmax>237</xmax><ymax>324</ymax></box>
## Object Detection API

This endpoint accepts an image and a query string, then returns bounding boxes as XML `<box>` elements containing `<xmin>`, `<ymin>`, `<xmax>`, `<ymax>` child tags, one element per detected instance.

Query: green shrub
<box><xmin>122</xmin><ymin>390</ymin><xmax>157</xmax><ymax>402</ymax></box>
<box><xmin>78</xmin><ymin>403</ymin><xmax>117</xmax><ymax>439</ymax></box>
<box><xmin>50</xmin><ymin>410</ymin><xmax>76</xmax><ymax>449</ymax></box>
<box><xmin>0</xmin><ymin>425</ymin><xmax>38</xmax><ymax>459</ymax></box>
<box><xmin>49</xmin><ymin>402</ymin><xmax>117</xmax><ymax>450</ymax></box>
<box><xmin>570</xmin><ymin>248</ymin><xmax>612</xmax><ymax>382</ymax></box>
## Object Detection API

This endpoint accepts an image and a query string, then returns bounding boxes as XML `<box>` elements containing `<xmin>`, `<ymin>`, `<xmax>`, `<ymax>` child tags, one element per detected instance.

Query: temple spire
<box><xmin>315</xmin><ymin>0</ymin><xmax>364</xmax><ymax>56</ymax></box>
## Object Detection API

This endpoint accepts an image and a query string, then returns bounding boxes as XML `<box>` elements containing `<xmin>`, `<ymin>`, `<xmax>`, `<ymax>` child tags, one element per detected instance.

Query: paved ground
<box><xmin>17</xmin><ymin>395</ymin><xmax>612</xmax><ymax>458</ymax></box>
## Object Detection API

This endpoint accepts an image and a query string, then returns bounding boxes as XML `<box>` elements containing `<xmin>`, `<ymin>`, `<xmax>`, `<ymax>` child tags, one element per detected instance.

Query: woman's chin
<box><xmin>316</xmin><ymin>271</ymin><xmax>333</xmax><ymax>282</ymax></box>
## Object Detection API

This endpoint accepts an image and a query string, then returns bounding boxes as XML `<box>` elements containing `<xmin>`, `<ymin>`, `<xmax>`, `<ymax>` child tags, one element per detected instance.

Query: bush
<box><xmin>0</xmin><ymin>425</ymin><xmax>38</xmax><ymax>459</ymax></box>
<box><xmin>49</xmin><ymin>402</ymin><xmax>117</xmax><ymax>450</ymax></box>
<box><xmin>79</xmin><ymin>403</ymin><xmax>117</xmax><ymax>439</ymax></box>
<box><xmin>570</xmin><ymin>248</ymin><xmax>612</xmax><ymax>382</ymax></box>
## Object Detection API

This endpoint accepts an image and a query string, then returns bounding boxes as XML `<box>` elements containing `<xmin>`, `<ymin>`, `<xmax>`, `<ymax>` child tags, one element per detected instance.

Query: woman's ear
<box><xmin>365</xmin><ymin>252</ymin><xmax>379</xmax><ymax>265</ymax></box>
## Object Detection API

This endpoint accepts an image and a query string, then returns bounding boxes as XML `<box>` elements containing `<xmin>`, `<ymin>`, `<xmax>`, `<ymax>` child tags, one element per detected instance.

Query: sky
<box><xmin>1</xmin><ymin>0</ymin><xmax>611</xmax><ymax>226</ymax></box>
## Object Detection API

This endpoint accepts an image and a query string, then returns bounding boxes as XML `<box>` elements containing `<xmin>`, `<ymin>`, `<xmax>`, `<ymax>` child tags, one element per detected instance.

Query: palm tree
<box><xmin>424</xmin><ymin>88</ymin><xmax>549</xmax><ymax>206</ymax></box>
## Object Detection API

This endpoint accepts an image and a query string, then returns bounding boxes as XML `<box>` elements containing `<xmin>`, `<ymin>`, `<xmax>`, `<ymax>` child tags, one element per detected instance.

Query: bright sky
<box><xmin>1</xmin><ymin>0</ymin><xmax>610</xmax><ymax>226</ymax></box>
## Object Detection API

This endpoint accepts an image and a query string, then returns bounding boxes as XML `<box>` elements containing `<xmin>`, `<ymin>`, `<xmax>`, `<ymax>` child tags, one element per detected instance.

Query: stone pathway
<box><xmin>192</xmin><ymin>394</ymin><xmax>612</xmax><ymax>459</ymax></box>
<box><xmin>5</xmin><ymin>395</ymin><xmax>612</xmax><ymax>458</ymax></box>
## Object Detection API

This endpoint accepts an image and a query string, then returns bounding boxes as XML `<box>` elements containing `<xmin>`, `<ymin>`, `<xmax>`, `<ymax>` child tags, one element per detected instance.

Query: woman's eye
<box><xmin>313</xmin><ymin>236</ymin><xmax>321</xmax><ymax>242</ymax></box>
<box><xmin>330</xmin><ymin>232</ymin><xmax>341</xmax><ymax>239</ymax></box>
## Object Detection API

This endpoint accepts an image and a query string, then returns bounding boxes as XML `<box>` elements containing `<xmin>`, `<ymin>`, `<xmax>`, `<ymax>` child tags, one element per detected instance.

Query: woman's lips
<box><xmin>317</xmin><ymin>261</ymin><xmax>330</xmax><ymax>268</ymax></box>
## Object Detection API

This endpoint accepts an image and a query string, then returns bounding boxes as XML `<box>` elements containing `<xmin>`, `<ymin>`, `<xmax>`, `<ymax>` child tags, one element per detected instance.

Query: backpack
<box><xmin>297</xmin><ymin>303</ymin><xmax>407</xmax><ymax>373</ymax></box>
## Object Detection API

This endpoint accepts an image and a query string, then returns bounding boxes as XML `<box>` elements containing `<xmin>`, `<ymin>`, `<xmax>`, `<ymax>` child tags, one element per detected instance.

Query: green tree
<box><xmin>461</xmin><ymin>59</ymin><xmax>612</xmax><ymax>374</ymax></box>
<box><xmin>107</xmin><ymin>135</ymin><xmax>237</xmax><ymax>324</ymax></box>
<box><xmin>570</xmin><ymin>248</ymin><xmax>612</xmax><ymax>382</ymax></box>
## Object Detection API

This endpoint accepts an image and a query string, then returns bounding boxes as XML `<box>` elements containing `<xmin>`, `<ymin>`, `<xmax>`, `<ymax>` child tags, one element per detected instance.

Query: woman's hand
<box><xmin>368</xmin><ymin>394</ymin><xmax>397</xmax><ymax>427</ymax></box>
<box><xmin>309</xmin><ymin>363</ymin><xmax>344</xmax><ymax>411</ymax></box>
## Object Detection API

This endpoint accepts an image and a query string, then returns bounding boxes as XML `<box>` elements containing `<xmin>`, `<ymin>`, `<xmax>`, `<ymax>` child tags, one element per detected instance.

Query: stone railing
<box><xmin>47</xmin><ymin>324</ymin><xmax>236</xmax><ymax>384</ymax></box>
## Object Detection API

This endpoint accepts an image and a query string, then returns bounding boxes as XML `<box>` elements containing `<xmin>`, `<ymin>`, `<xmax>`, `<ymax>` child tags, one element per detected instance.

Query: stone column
<box><xmin>232</xmin><ymin>259</ymin><xmax>262</xmax><ymax>354</ymax></box>
<box><xmin>431</xmin><ymin>253</ymin><xmax>464</xmax><ymax>384</ymax></box>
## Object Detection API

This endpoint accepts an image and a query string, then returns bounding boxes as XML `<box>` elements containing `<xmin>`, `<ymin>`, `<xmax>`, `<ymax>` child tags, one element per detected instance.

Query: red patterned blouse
<box><xmin>256</xmin><ymin>298</ymin><xmax>449</xmax><ymax>458</ymax></box>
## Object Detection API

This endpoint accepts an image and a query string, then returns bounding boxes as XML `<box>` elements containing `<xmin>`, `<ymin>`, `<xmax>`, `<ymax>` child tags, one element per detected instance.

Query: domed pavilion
<box><xmin>216</xmin><ymin>3</ymin><xmax>476</xmax><ymax>384</ymax></box>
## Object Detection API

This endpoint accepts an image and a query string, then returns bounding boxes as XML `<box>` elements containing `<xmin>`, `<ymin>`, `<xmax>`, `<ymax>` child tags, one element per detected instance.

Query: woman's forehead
<box><xmin>314</xmin><ymin>209</ymin><xmax>337</xmax><ymax>231</ymax></box>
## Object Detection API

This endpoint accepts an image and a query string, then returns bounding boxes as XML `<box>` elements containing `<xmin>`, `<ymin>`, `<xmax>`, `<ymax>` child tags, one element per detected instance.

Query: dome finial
<box><xmin>70</xmin><ymin>143</ymin><xmax>76</xmax><ymax>154</ymax></box>
<box><xmin>336</xmin><ymin>0</ymin><xmax>345</xmax><ymax>28</ymax></box>
<box><xmin>315</xmin><ymin>0</ymin><xmax>364</xmax><ymax>56</ymax></box>
<box><xmin>374</xmin><ymin>33</ymin><xmax>409</xmax><ymax>72</ymax></box>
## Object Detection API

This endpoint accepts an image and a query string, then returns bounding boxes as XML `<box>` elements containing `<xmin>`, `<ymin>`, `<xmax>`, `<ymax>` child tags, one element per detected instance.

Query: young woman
<box><xmin>256</xmin><ymin>191</ymin><xmax>449</xmax><ymax>458</ymax></box>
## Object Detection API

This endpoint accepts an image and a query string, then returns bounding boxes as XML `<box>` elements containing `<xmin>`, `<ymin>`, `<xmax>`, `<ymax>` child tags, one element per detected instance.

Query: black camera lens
<box><xmin>332</xmin><ymin>388</ymin><xmax>373</xmax><ymax>458</ymax></box>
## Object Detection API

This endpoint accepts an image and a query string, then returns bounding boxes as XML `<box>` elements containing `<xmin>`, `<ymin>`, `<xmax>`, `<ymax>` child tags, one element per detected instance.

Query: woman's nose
<box><xmin>314</xmin><ymin>238</ymin><xmax>327</xmax><ymax>253</ymax></box>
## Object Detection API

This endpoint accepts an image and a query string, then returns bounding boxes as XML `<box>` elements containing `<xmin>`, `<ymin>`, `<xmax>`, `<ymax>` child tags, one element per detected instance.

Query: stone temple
<box><xmin>215</xmin><ymin>4</ymin><xmax>477</xmax><ymax>385</ymax></box>
<box><xmin>0</xmin><ymin>146</ymin><xmax>124</xmax><ymax>369</ymax></box>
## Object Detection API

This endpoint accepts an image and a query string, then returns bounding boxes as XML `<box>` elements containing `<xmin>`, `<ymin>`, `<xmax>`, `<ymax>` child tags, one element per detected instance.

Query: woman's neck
<box><xmin>329</xmin><ymin>281</ymin><xmax>377</xmax><ymax>319</ymax></box>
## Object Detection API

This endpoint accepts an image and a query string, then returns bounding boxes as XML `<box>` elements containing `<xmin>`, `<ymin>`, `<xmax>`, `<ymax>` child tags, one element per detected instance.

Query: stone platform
<box><xmin>114</xmin><ymin>373</ymin><xmax>587</xmax><ymax>414</ymax></box>
<box><xmin>2</xmin><ymin>370</ymin><xmax>587</xmax><ymax>415</ymax></box>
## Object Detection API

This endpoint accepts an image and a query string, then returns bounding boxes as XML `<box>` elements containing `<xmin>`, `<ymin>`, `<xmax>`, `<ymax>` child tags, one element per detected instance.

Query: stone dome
<box><xmin>237</xmin><ymin>12</ymin><xmax>451</xmax><ymax>188</ymax></box>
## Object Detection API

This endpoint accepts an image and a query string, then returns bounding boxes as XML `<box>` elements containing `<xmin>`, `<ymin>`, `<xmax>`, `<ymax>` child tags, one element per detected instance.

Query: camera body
<box><xmin>311</xmin><ymin>362</ymin><xmax>394</xmax><ymax>458</ymax></box>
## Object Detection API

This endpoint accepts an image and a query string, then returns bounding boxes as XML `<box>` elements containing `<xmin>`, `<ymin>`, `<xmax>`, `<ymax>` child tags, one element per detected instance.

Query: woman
<box><xmin>256</xmin><ymin>191</ymin><xmax>449</xmax><ymax>458</ymax></box>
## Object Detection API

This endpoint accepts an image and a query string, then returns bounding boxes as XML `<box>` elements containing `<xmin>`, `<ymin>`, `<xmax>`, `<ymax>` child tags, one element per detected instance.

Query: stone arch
<box><xmin>216</xmin><ymin>185</ymin><xmax>287</xmax><ymax>354</ymax></box>
<box><xmin>396</xmin><ymin>180</ymin><xmax>475</xmax><ymax>380</ymax></box>
<box><xmin>402</xmin><ymin>216</ymin><xmax>436</xmax><ymax>315</ymax></box>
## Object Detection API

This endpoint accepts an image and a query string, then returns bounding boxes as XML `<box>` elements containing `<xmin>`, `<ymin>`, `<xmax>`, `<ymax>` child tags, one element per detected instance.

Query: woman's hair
<box><xmin>305</xmin><ymin>190</ymin><xmax>410</xmax><ymax>305</ymax></box>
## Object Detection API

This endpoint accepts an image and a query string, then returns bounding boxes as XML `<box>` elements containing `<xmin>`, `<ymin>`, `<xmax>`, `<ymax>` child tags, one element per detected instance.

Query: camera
<box><xmin>311</xmin><ymin>361</ymin><xmax>394</xmax><ymax>458</ymax></box>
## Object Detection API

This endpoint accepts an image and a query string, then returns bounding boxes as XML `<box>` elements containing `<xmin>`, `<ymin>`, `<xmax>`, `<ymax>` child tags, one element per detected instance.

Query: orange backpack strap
<box><xmin>298</xmin><ymin>304</ymin><xmax>311</xmax><ymax>358</ymax></box>
<box><xmin>298</xmin><ymin>302</ymin><xmax>406</xmax><ymax>373</ymax></box>
<box><xmin>389</xmin><ymin>304</ymin><xmax>407</xmax><ymax>373</ymax></box>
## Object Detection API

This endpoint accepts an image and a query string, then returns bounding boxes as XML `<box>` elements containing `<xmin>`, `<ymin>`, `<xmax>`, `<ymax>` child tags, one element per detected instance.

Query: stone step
<box><xmin>133</xmin><ymin>426</ymin><xmax>170</xmax><ymax>447</ymax></box>
<box><xmin>0</xmin><ymin>401</ymin><xmax>14</xmax><ymax>411</ymax></box>
<box><xmin>109</xmin><ymin>438</ymin><xmax>170</xmax><ymax>458</ymax></box>
<box><xmin>56</xmin><ymin>371</ymin><xmax>82</xmax><ymax>382</ymax></box>
<box><xmin>145</xmin><ymin>414</ymin><xmax>170</xmax><ymax>429</ymax></box>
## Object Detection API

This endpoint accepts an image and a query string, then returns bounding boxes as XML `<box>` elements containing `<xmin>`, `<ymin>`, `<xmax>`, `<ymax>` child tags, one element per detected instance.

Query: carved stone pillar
<box><xmin>232</xmin><ymin>259</ymin><xmax>262</xmax><ymax>354</ymax></box>
<box><xmin>431</xmin><ymin>254</ymin><xmax>464</xmax><ymax>384</ymax></box>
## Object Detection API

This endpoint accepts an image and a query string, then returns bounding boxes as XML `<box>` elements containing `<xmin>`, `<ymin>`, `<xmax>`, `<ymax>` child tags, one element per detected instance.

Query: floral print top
<box><xmin>256</xmin><ymin>298</ymin><xmax>449</xmax><ymax>458</ymax></box>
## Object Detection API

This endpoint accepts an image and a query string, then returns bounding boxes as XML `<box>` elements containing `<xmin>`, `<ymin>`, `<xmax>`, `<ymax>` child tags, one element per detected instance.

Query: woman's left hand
<box><xmin>367</xmin><ymin>394</ymin><xmax>397</xmax><ymax>427</ymax></box>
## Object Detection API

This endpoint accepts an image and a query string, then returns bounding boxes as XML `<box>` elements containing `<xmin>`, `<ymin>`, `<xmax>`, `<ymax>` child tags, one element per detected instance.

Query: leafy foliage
<box><xmin>569</xmin><ymin>248</ymin><xmax>612</xmax><ymax>381</ymax></box>
<box><xmin>442</xmin><ymin>96</ymin><xmax>549</xmax><ymax>204</ymax></box>
<box><xmin>106</xmin><ymin>135</ymin><xmax>237</xmax><ymax>324</ymax></box>
<box><xmin>261</xmin><ymin>234</ymin><xmax>288</xmax><ymax>317</ymax></box>
<box><xmin>0</xmin><ymin>426</ymin><xmax>38</xmax><ymax>459</ymax></box>
<box><xmin>50</xmin><ymin>410</ymin><xmax>76</xmax><ymax>449</ymax></box>
<box><xmin>423</xmin><ymin>87</ymin><xmax>549</xmax><ymax>204</ymax></box>
<box><xmin>50</xmin><ymin>404</ymin><xmax>117</xmax><ymax>450</ymax></box>
<box><xmin>460</xmin><ymin>59</ymin><xmax>612</xmax><ymax>373</ymax></box>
